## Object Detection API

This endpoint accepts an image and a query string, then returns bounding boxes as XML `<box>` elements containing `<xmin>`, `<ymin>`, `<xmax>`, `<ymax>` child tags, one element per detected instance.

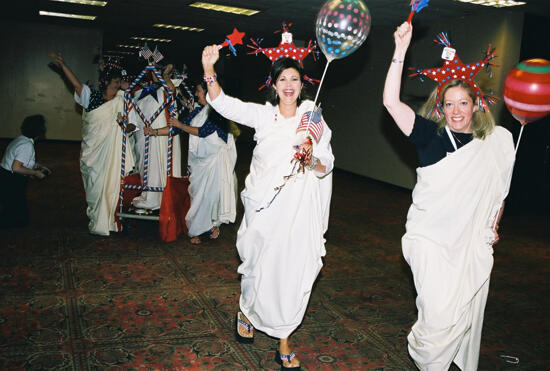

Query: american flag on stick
<box><xmin>297</xmin><ymin>105</ymin><xmax>324</xmax><ymax>143</ymax></box>
<box><xmin>140</xmin><ymin>43</ymin><xmax>153</xmax><ymax>60</ymax></box>
<box><xmin>153</xmin><ymin>46</ymin><xmax>164</xmax><ymax>63</ymax></box>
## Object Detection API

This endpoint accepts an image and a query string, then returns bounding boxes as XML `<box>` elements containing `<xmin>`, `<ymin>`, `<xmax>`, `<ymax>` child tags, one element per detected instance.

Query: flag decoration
<box><xmin>297</xmin><ymin>107</ymin><xmax>324</xmax><ymax>143</ymax></box>
<box><xmin>247</xmin><ymin>22</ymin><xmax>319</xmax><ymax>89</ymax></box>
<box><xmin>153</xmin><ymin>46</ymin><xmax>164</xmax><ymax>63</ymax></box>
<box><xmin>218</xmin><ymin>28</ymin><xmax>246</xmax><ymax>56</ymax></box>
<box><xmin>140</xmin><ymin>43</ymin><xmax>153</xmax><ymax>60</ymax></box>
<box><xmin>409</xmin><ymin>32</ymin><xmax>498</xmax><ymax>118</ymax></box>
<box><xmin>407</xmin><ymin>0</ymin><xmax>430</xmax><ymax>23</ymax></box>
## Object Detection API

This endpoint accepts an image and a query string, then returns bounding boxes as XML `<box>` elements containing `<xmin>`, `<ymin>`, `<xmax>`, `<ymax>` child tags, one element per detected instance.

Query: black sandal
<box><xmin>235</xmin><ymin>311</ymin><xmax>254</xmax><ymax>343</ymax></box>
<box><xmin>275</xmin><ymin>350</ymin><xmax>301</xmax><ymax>370</ymax></box>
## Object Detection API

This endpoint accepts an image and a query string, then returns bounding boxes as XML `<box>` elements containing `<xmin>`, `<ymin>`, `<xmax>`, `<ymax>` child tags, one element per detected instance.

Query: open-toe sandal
<box><xmin>209</xmin><ymin>227</ymin><xmax>220</xmax><ymax>240</ymax></box>
<box><xmin>275</xmin><ymin>350</ymin><xmax>301</xmax><ymax>370</ymax></box>
<box><xmin>235</xmin><ymin>311</ymin><xmax>254</xmax><ymax>343</ymax></box>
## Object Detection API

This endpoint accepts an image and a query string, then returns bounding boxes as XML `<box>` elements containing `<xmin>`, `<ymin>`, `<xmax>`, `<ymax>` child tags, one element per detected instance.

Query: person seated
<box><xmin>0</xmin><ymin>115</ymin><xmax>50</xmax><ymax>228</ymax></box>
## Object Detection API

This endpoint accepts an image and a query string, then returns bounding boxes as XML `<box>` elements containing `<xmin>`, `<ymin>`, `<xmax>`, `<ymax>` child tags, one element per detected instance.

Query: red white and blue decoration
<box><xmin>409</xmin><ymin>32</ymin><xmax>498</xmax><ymax>118</ymax></box>
<box><xmin>407</xmin><ymin>0</ymin><xmax>430</xmax><ymax>23</ymax></box>
<box><xmin>315</xmin><ymin>0</ymin><xmax>371</xmax><ymax>62</ymax></box>
<box><xmin>248</xmin><ymin>22</ymin><xmax>319</xmax><ymax>89</ymax></box>
<box><xmin>217</xmin><ymin>28</ymin><xmax>246</xmax><ymax>56</ymax></box>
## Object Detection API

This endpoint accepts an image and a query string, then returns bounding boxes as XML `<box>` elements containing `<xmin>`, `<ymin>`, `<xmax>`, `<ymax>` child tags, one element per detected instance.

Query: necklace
<box><xmin>451</xmin><ymin>131</ymin><xmax>464</xmax><ymax>146</ymax></box>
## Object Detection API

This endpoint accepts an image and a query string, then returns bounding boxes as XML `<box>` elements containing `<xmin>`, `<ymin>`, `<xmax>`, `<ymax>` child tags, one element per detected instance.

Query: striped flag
<box><xmin>140</xmin><ymin>43</ymin><xmax>153</xmax><ymax>59</ymax></box>
<box><xmin>153</xmin><ymin>46</ymin><xmax>164</xmax><ymax>63</ymax></box>
<box><xmin>297</xmin><ymin>107</ymin><xmax>324</xmax><ymax>143</ymax></box>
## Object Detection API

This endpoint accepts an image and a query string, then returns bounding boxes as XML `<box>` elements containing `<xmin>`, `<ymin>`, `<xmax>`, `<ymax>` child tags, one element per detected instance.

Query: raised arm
<box><xmin>202</xmin><ymin>45</ymin><xmax>222</xmax><ymax>101</ymax></box>
<box><xmin>382</xmin><ymin>22</ymin><xmax>416</xmax><ymax>136</ymax></box>
<box><xmin>48</xmin><ymin>52</ymin><xmax>84</xmax><ymax>96</ymax></box>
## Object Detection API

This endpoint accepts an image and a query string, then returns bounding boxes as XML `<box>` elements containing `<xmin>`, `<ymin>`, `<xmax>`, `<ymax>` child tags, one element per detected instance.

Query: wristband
<box><xmin>305</xmin><ymin>156</ymin><xmax>319</xmax><ymax>171</ymax></box>
<box><xmin>203</xmin><ymin>74</ymin><xmax>217</xmax><ymax>85</ymax></box>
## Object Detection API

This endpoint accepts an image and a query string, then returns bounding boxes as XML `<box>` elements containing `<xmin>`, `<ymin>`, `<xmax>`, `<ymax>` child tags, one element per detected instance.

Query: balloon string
<box><xmin>304</xmin><ymin>59</ymin><xmax>332</xmax><ymax>135</ymax></box>
<box><xmin>515</xmin><ymin>124</ymin><xmax>524</xmax><ymax>154</ymax></box>
<box><xmin>501</xmin><ymin>123</ymin><xmax>525</xmax><ymax>206</ymax></box>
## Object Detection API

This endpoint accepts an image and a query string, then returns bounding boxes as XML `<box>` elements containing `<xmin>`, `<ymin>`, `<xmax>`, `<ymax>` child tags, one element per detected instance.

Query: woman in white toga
<box><xmin>383</xmin><ymin>22</ymin><xmax>515</xmax><ymax>370</ymax></box>
<box><xmin>202</xmin><ymin>45</ymin><xmax>334</xmax><ymax>370</ymax></box>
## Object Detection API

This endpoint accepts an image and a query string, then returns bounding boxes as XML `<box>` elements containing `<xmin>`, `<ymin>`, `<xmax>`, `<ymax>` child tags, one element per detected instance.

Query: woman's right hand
<box><xmin>202</xmin><ymin>45</ymin><xmax>220</xmax><ymax>74</ymax></box>
<box><xmin>168</xmin><ymin>117</ymin><xmax>184</xmax><ymax>129</ymax></box>
<box><xmin>394</xmin><ymin>22</ymin><xmax>413</xmax><ymax>53</ymax></box>
<box><xmin>48</xmin><ymin>51</ymin><xmax>64</xmax><ymax>66</ymax></box>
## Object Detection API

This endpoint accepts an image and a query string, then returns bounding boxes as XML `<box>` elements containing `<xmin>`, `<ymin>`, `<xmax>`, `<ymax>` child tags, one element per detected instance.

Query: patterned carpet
<box><xmin>0</xmin><ymin>140</ymin><xmax>548</xmax><ymax>370</ymax></box>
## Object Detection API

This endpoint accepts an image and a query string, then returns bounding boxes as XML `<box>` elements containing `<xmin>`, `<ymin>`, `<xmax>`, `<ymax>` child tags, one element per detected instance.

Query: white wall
<box><xmin>0</xmin><ymin>21</ymin><xmax>102</xmax><ymax>140</ymax></box>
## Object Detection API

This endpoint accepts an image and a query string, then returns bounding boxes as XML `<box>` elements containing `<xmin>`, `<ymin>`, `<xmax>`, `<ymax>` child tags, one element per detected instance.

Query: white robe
<box><xmin>130</xmin><ymin>87</ymin><xmax>182</xmax><ymax>210</ymax></box>
<box><xmin>186</xmin><ymin>104</ymin><xmax>238</xmax><ymax>237</ymax></box>
<box><xmin>208</xmin><ymin>91</ymin><xmax>334</xmax><ymax>339</ymax></box>
<box><xmin>402</xmin><ymin>126</ymin><xmax>515</xmax><ymax>370</ymax></box>
<box><xmin>78</xmin><ymin>90</ymin><xmax>134</xmax><ymax>235</ymax></box>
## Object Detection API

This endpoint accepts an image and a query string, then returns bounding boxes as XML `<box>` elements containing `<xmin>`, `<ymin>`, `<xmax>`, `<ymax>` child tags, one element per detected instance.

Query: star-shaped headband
<box><xmin>409</xmin><ymin>32</ymin><xmax>498</xmax><ymax>118</ymax></box>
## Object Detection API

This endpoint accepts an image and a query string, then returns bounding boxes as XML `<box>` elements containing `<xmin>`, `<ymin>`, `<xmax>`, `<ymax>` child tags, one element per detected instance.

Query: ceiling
<box><xmin>9</xmin><ymin>0</ymin><xmax>550</xmax><ymax>58</ymax></box>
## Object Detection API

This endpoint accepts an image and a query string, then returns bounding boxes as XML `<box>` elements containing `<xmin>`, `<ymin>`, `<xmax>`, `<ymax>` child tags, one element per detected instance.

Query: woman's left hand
<box><xmin>490</xmin><ymin>227</ymin><xmax>500</xmax><ymax>245</ymax></box>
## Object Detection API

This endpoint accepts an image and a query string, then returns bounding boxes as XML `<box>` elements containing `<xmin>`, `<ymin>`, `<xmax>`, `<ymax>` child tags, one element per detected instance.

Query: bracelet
<box><xmin>305</xmin><ymin>156</ymin><xmax>319</xmax><ymax>171</ymax></box>
<box><xmin>154</xmin><ymin>129</ymin><xmax>159</xmax><ymax>136</ymax></box>
<box><xmin>203</xmin><ymin>73</ymin><xmax>217</xmax><ymax>85</ymax></box>
<box><xmin>392</xmin><ymin>58</ymin><xmax>404</xmax><ymax>63</ymax></box>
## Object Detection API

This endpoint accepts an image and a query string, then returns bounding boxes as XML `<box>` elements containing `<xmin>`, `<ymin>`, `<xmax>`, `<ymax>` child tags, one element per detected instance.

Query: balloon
<box><xmin>503</xmin><ymin>58</ymin><xmax>550</xmax><ymax>125</ymax></box>
<box><xmin>315</xmin><ymin>0</ymin><xmax>371</xmax><ymax>61</ymax></box>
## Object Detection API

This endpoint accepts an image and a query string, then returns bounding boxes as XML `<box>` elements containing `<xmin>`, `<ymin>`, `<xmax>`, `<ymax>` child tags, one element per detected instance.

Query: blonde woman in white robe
<box><xmin>48</xmin><ymin>52</ymin><xmax>134</xmax><ymax>236</ymax></box>
<box><xmin>151</xmin><ymin>80</ymin><xmax>237</xmax><ymax>244</ymax></box>
<box><xmin>201</xmin><ymin>46</ymin><xmax>334</xmax><ymax>370</ymax></box>
<box><xmin>383</xmin><ymin>22</ymin><xmax>515</xmax><ymax>370</ymax></box>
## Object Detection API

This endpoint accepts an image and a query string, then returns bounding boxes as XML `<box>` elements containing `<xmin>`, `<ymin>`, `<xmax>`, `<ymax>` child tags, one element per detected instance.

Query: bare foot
<box><xmin>279</xmin><ymin>339</ymin><xmax>300</xmax><ymax>368</ymax></box>
<box><xmin>209</xmin><ymin>226</ymin><xmax>220</xmax><ymax>239</ymax></box>
<box><xmin>236</xmin><ymin>312</ymin><xmax>254</xmax><ymax>338</ymax></box>
<box><xmin>190</xmin><ymin>236</ymin><xmax>201</xmax><ymax>244</ymax></box>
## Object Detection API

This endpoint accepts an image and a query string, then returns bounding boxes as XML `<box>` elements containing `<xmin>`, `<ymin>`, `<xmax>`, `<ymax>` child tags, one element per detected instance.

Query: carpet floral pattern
<box><xmin>0</xmin><ymin>141</ymin><xmax>548</xmax><ymax>370</ymax></box>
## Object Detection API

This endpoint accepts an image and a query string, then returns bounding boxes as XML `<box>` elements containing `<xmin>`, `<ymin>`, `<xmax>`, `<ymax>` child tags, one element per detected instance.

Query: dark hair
<box><xmin>268</xmin><ymin>58</ymin><xmax>306</xmax><ymax>106</ymax></box>
<box><xmin>98</xmin><ymin>68</ymin><xmax>122</xmax><ymax>92</ymax></box>
<box><xmin>21</xmin><ymin>115</ymin><xmax>46</xmax><ymax>139</ymax></box>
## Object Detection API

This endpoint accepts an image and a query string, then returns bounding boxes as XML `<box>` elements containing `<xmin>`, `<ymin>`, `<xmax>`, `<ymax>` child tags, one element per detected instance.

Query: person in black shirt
<box><xmin>382</xmin><ymin>22</ymin><xmax>516</xmax><ymax>371</ymax></box>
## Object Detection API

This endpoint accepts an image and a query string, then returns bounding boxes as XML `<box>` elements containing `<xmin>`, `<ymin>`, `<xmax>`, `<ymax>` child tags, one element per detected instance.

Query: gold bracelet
<box><xmin>155</xmin><ymin>129</ymin><xmax>158</xmax><ymax>136</ymax></box>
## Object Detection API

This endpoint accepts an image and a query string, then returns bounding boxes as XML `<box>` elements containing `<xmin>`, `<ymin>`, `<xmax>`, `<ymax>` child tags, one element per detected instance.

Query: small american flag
<box><xmin>140</xmin><ymin>43</ymin><xmax>153</xmax><ymax>59</ymax></box>
<box><xmin>297</xmin><ymin>106</ymin><xmax>324</xmax><ymax>143</ymax></box>
<box><xmin>153</xmin><ymin>46</ymin><xmax>164</xmax><ymax>63</ymax></box>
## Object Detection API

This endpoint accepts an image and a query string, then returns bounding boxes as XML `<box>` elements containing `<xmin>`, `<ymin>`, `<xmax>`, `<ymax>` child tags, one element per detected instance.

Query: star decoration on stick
<box><xmin>218</xmin><ymin>28</ymin><xmax>246</xmax><ymax>56</ymax></box>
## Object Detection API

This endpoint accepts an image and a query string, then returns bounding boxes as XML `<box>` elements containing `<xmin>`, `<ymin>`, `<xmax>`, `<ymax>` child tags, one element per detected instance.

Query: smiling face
<box><xmin>273</xmin><ymin>67</ymin><xmax>303</xmax><ymax>108</ymax></box>
<box><xmin>442</xmin><ymin>85</ymin><xmax>478</xmax><ymax>133</ymax></box>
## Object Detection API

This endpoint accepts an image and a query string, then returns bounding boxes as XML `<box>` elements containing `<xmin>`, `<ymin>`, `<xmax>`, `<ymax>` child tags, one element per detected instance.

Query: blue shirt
<box><xmin>175</xmin><ymin>106</ymin><xmax>229</xmax><ymax>143</ymax></box>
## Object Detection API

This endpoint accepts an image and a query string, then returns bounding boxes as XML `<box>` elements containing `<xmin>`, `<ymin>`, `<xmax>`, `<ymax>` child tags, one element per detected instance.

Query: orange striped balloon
<box><xmin>503</xmin><ymin>58</ymin><xmax>550</xmax><ymax>125</ymax></box>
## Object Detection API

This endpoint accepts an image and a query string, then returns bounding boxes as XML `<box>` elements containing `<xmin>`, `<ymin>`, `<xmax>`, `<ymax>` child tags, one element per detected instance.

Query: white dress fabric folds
<box><xmin>402</xmin><ymin>126</ymin><xmax>515</xmax><ymax>370</ymax></box>
<box><xmin>130</xmin><ymin>87</ymin><xmax>182</xmax><ymax>210</ymax></box>
<box><xmin>186</xmin><ymin>104</ymin><xmax>238</xmax><ymax>237</ymax></box>
<box><xmin>208</xmin><ymin>91</ymin><xmax>334</xmax><ymax>339</ymax></box>
<box><xmin>78</xmin><ymin>90</ymin><xmax>134</xmax><ymax>235</ymax></box>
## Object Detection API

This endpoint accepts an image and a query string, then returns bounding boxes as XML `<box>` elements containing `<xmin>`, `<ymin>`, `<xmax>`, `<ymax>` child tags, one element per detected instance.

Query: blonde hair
<box><xmin>418</xmin><ymin>80</ymin><xmax>495</xmax><ymax>140</ymax></box>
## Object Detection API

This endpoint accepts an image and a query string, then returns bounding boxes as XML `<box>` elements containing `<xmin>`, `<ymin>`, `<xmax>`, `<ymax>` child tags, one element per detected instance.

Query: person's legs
<box><xmin>0</xmin><ymin>169</ymin><xmax>29</xmax><ymax>227</ymax></box>
<box><xmin>278</xmin><ymin>337</ymin><xmax>300</xmax><ymax>368</ymax></box>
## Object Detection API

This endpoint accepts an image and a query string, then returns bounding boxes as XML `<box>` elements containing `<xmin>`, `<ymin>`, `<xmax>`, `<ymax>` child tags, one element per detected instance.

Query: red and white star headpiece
<box><xmin>409</xmin><ymin>32</ymin><xmax>498</xmax><ymax>118</ymax></box>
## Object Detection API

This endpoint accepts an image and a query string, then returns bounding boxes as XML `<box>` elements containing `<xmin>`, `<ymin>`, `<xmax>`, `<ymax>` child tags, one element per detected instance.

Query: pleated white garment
<box><xmin>185</xmin><ymin>105</ymin><xmax>237</xmax><ymax>237</ymax></box>
<box><xmin>402</xmin><ymin>126</ymin><xmax>515</xmax><ymax>370</ymax></box>
<box><xmin>208</xmin><ymin>91</ymin><xmax>334</xmax><ymax>339</ymax></box>
<box><xmin>79</xmin><ymin>90</ymin><xmax>134</xmax><ymax>235</ymax></box>
<box><xmin>129</xmin><ymin>88</ymin><xmax>182</xmax><ymax>210</ymax></box>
